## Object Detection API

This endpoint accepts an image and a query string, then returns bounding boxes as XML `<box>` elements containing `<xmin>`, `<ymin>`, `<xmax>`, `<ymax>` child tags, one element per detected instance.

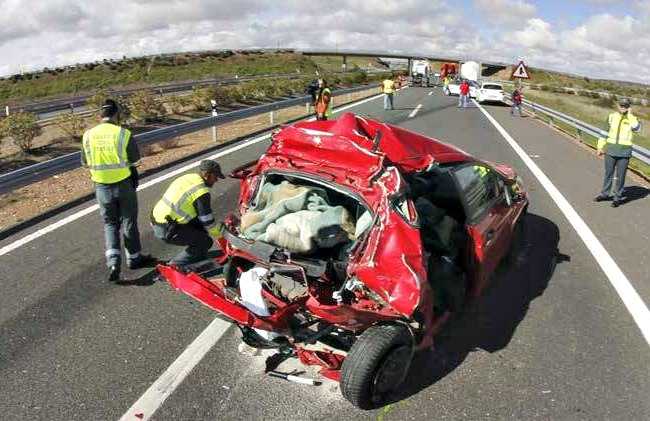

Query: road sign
<box><xmin>512</xmin><ymin>61</ymin><xmax>530</xmax><ymax>79</ymax></box>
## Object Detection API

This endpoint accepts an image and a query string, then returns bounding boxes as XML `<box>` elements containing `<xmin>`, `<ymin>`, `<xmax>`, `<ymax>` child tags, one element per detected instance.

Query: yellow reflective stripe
<box><xmin>117</xmin><ymin>128</ymin><xmax>128</xmax><ymax>166</ymax></box>
<box><xmin>162</xmin><ymin>183</ymin><xmax>207</xmax><ymax>223</ymax></box>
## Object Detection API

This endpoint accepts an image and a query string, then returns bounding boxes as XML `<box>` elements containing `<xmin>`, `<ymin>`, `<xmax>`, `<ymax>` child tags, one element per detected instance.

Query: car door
<box><xmin>451</xmin><ymin>163</ymin><xmax>513</xmax><ymax>296</ymax></box>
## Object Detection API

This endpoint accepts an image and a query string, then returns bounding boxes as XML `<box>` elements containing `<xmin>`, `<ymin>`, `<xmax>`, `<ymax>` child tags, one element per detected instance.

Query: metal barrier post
<box><xmin>270</xmin><ymin>110</ymin><xmax>274</xmax><ymax>125</ymax></box>
<box><xmin>210</xmin><ymin>100</ymin><xmax>218</xmax><ymax>142</ymax></box>
<box><xmin>4</xmin><ymin>105</ymin><xmax>8</xmax><ymax>116</ymax></box>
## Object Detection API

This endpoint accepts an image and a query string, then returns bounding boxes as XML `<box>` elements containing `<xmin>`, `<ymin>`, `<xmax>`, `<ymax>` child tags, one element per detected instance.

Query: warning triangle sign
<box><xmin>512</xmin><ymin>61</ymin><xmax>530</xmax><ymax>79</ymax></box>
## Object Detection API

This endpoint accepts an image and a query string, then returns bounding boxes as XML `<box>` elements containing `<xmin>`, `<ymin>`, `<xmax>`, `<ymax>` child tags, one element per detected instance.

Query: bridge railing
<box><xmin>0</xmin><ymin>84</ymin><xmax>379</xmax><ymax>195</ymax></box>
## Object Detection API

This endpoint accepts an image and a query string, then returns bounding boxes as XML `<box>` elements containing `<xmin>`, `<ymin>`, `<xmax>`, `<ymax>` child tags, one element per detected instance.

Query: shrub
<box><xmin>54</xmin><ymin>112</ymin><xmax>87</xmax><ymax>142</ymax></box>
<box><xmin>190</xmin><ymin>87</ymin><xmax>212</xmax><ymax>112</ymax></box>
<box><xmin>0</xmin><ymin>112</ymin><xmax>41</xmax><ymax>153</ymax></box>
<box><xmin>127</xmin><ymin>90</ymin><xmax>165</xmax><ymax>123</ymax></box>
<box><xmin>595</xmin><ymin>96</ymin><xmax>616</xmax><ymax>108</ymax></box>
<box><xmin>87</xmin><ymin>89</ymin><xmax>110</xmax><ymax>111</ymax></box>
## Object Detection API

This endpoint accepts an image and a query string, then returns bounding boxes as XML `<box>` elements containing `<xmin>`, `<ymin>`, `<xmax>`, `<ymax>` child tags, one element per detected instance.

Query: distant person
<box><xmin>314</xmin><ymin>79</ymin><xmax>332</xmax><ymax>121</ymax></box>
<box><xmin>305</xmin><ymin>79</ymin><xmax>319</xmax><ymax>112</ymax></box>
<box><xmin>81</xmin><ymin>99</ymin><xmax>154</xmax><ymax>282</ymax></box>
<box><xmin>511</xmin><ymin>88</ymin><xmax>523</xmax><ymax>116</ymax></box>
<box><xmin>381</xmin><ymin>76</ymin><xmax>396</xmax><ymax>110</ymax></box>
<box><xmin>594</xmin><ymin>98</ymin><xmax>642</xmax><ymax>207</ymax></box>
<box><xmin>458</xmin><ymin>80</ymin><xmax>470</xmax><ymax>108</ymax></box>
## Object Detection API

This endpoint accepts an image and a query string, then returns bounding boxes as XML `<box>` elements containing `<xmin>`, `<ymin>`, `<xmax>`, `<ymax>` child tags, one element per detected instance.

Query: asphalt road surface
<box><xmin>1</xmin><ymin>87</ymin><xmax>649</xmax><ymax>420</ymax></box>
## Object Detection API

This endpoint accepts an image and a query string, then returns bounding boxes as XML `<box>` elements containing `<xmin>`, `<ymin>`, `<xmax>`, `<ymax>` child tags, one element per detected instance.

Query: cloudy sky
<box><xmin>1</xmin><ymin>0</ymin><xmax>649</xmax><ymax>84</ymax></box>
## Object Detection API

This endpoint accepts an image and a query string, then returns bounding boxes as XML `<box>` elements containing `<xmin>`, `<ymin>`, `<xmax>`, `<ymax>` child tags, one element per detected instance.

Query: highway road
<box><xmin>0</xmin><ymin>87</ymin><xmax>649</xmax><ymax>420</ymax></box>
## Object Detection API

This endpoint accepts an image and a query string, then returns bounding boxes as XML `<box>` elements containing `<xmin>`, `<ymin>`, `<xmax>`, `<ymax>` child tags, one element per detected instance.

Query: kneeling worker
<box><xmin>151</xmin><ymin>160</ymin><xmax>226</xmax><ymax>266</ymax></box>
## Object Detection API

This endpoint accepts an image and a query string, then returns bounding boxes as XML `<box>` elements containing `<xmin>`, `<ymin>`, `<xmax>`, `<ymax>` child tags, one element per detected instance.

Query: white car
<box><xmin>476</xmin><ymin>83</ymin><xmax>506</xmax><ymax>104</ymax></box>
<box><xmin>444</xmin><ymin>80</ymin><xmax>480</xmax><ymax>98</ymax></box>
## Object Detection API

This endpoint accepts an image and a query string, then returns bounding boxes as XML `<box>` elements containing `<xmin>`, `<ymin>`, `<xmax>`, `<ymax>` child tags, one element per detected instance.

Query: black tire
<box><xmin>340</xmin><ymin>324</ymin><xmax>413</xmax><ymax>410</ymax></box>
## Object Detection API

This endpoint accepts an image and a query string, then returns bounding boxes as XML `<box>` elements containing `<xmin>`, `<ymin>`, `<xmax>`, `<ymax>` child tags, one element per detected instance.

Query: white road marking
<box><xmin>428</xmin><ymin>91</ymin><xmax>433</xmax><ymax>96</ymax></box>
<box><xmin>0</xmin><ymin>90</ymin><xmax>390</xmax><ymax>257</ymax></box>
<box><xmin>474</xmin><ymin>99</ymin><xmax>650</xmax><ymax>347</ymax></box>
<box><xmin>408</xmin><ymin>104</ymin><xmax>423</xmax><ymax>118</ymax></box>
<box><xmin>118</xmin><ymin>318</ymin><xmax>231</xmax><ymax>421</ymax></box>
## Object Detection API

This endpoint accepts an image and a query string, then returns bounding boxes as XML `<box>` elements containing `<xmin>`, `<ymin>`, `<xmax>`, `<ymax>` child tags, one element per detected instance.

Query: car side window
<box><xmin>454</xmin><ymin>165</ymin><xmax>501</xmax><ymax>222</ymax></box>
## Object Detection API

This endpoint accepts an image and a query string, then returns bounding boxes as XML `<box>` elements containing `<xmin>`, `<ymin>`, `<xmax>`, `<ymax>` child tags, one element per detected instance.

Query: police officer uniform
<box><xmin>594</xmin><ymin>98</ymin><xmax>642</xmax><ymax>207</ymax></box>
<box><xmin>151</xmin><ymin>160</ymin><xmax>225</xmax><ymax>266</ymax></box>
<box><xmin>81</xmin><ymin>99</ymin><xmax>151</xmax><ymax>281</ymax></box>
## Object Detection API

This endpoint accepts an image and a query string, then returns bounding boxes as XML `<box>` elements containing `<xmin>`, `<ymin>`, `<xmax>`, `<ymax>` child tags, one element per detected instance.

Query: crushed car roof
<box><xmin>268</xmin><ymin>112</ymin><xmax>472</xmax><ymax>178</ymax></box>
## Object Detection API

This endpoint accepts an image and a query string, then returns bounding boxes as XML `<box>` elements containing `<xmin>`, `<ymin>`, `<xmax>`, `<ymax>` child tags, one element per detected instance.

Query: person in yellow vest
<box><xmin>151</xmin><ymin>160</ymin><xmax>225</xmax><ymax>266</ymax></box>
<box><xmin>314</xmin><ymin>79</ymin><xmax>332</xmax><ymax>121</ymax></box>
<box><xmin>81</xmin><ymin>99</ymin><xmax>154</xmax><ymax>282</ymax></box>
<box><xmin>594</xmin><ymin>98</ymin><xmax>642</xmax><ymax>207</ymax></box>
<box><xmin>381</xmin><ymin>76</ymin><xmax>396</xmax><ymax>110</ymax></box>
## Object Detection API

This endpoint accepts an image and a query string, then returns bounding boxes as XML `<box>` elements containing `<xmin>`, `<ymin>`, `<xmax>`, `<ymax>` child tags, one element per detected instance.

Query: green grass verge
<box><xmin>0</xmin><ymin>52</ymin><xmax>319</xmax><ymax>103</ymax></box>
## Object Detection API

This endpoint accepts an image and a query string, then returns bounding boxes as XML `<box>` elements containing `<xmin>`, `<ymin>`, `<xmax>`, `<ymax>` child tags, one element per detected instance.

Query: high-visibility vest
<box><xmin>153</xmin><ymin>173</ymin><xmax>211</xmax><ymax>225</ymax></box>
<box><xmin>382</xmin><ymin>80</ymin><xmax>395</xmax><ymax>94</ymax></box>
<box><xmin>316</xmin><ymin>87</ymin><xmax>332</xmax><ymax>117</ymax></box>
<box><xmin>82</xmin><ymin>123</ymin><xmax>132</xmax><ymax>184</ymax></box>
<box><xmin>597</xmin><ymin>112</ymin><xmax>639</xmax><ymax>151</ymax></box>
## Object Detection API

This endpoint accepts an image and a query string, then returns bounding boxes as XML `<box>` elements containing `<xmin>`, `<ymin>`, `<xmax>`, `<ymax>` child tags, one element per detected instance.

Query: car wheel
<box><xmin>340</xmin><ymin>324</ymin><xmax>413</xmax><ymax>410</ymax></box>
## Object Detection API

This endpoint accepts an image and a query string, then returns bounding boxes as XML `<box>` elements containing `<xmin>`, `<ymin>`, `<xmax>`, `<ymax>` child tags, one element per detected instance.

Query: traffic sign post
<box><xmin>511</xmin><ymin>60</ymin><xmax>530</xmax><ymax>89</ymax></box>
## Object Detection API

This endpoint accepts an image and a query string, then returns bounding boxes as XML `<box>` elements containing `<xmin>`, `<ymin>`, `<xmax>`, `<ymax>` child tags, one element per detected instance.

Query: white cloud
<box><xmin>473</xmin><ymin>0</ymin><xmax>536</xmax><ymax>27</ymax></box>
<box><xmin>0</xmin><ymin>0</ymin><xmax>649</xmax><ymax>84</ymax></box>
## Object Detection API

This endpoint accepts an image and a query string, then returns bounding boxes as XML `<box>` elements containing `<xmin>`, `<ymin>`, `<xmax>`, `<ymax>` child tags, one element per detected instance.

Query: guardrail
<box><xmin>519</xmin><ymin>98</ymin><xmax>650</xmax><ymax>166</ymax></box>
<box><xmin>1</xmin><ymin>72</ymin><xmax>307</xmax><ymax>119</ymax></box>
<box><xmin>0</xmin><ymin>84</ymin><xmax>378</xmax><ymax>195</ymax></box>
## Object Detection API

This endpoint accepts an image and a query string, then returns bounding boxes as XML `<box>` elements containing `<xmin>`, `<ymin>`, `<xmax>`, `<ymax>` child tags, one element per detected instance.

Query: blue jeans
<box><xmin>95</xmin><ymin>178</ymin><xmax>142</xmax><ymax>268</ymax></box>
<box><xmin>384</xmin><ymin>93</ymin><xmax>394</xmax><ymax>110</ymax></box>
<box><xmin>458</xmin><ymin>94</ymin><xmax>468</xmax><ymax>108</ymax></box>
<box><xmin>511</xmin><ymin>103</ymin><xmax>523</xmax><ymax>116</ymax></box>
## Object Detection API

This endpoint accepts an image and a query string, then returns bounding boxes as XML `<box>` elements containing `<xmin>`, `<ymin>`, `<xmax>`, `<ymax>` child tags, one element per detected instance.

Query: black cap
<box><xmin>199</xmin><ymin>160</ymin><xmax>225</xmax><ymax>179</ymax></box>
<box><xmin>618</xmin><ymin>98</ymin><xmax>631</xmax><ymax>108</ymax></box>
<box><xmin>101</xmin><ymin>99</ymin><xmax>119</xmax><ymax>118</ymax></box>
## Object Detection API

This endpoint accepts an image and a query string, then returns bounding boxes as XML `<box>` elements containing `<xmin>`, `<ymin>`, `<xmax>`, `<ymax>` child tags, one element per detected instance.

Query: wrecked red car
<box><xmin>157</xmin><ymin>112</ymin><xmax>528</xmax><ymax>409</ymax></box>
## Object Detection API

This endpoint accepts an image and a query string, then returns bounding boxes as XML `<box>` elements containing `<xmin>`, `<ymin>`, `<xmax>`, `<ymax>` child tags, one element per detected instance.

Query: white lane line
<box><xmin>474</xmin><ymin>99</ymin><xmax>650</xmax><ymax>347</ymax></box>
<box><xmin>428</xmin><ymin>91</ymin><xmax>433</xmax><ymax>96</ymax></box>
<box><xmin>118</xmin><ymin>318</ymin><xmax>231</xmax><ymax>421</ymax></box>
<box><xmin>408</xmin><ymin>104</ymin><xmax>423</xmax><ymax>118</ymax></box>
<box><xmin>0</xmin><ymin>90</ymin><xmax>388</xmax><ymax>258</ymax></box>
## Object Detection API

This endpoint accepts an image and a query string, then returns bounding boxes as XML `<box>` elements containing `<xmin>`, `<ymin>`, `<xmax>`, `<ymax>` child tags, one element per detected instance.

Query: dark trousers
<box><xmin>152</xmin><ymin>221</ymin><xmax>213</xmax><ymax>266</ymax></box>
<box><xmin>601</xmin><ymin>154</ymin><xmax>629</xmax><ymax>201</ymax></box>
<box><xmin>95</xmin><ymin>179</ymin><xmax>142</xmax><ymax>268</ymax></box>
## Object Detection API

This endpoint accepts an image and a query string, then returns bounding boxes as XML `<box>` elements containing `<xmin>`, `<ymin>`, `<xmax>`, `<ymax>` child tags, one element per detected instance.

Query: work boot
<box><xmin>593</xmin><ymin>194</ymin><xmax>612</xmax><ymax>202</ymax></box>
<box><xmin>127</xmin><ymin>254</ymin><xmax>157</xmax><ymax>270</ymax></box>
<box><xmin>108</xmin><ymin>265</ymin><xmax>120</xmax><ymax>282</ymax></box>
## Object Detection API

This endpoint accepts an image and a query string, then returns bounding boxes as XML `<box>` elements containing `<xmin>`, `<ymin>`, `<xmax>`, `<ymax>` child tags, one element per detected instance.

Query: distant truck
<box><xmin>439</xmin><ymin>62</ymin><xmax>458</xmax><ymax>79</ymax></box>
<box><xmin>411</xmin><ymin>60</ymin><xmax>433</xmax><ymax>87</ymax></box>
<box><xmin>460</xmin><ymin>61</ymin><xmax>480</xmax><ymax>82</ymax></box>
